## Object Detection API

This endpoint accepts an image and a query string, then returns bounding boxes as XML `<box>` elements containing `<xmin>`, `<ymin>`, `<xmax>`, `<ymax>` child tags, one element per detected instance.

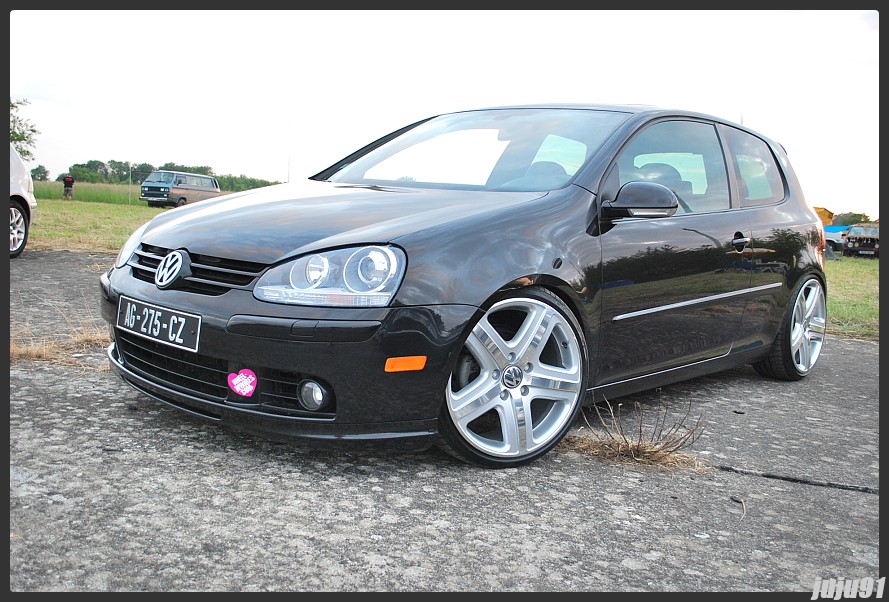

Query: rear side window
<box><xmin>722</xmin><ymin>126</ymin><xmax>785</xmax><ymax>207</ymax></box>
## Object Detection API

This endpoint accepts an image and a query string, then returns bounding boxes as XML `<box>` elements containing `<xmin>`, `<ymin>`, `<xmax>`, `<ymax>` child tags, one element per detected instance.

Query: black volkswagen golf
<box><xmin>100</xmin><ymin>104</ymin><xmax>828</xmax><ymax>468</ymax></box>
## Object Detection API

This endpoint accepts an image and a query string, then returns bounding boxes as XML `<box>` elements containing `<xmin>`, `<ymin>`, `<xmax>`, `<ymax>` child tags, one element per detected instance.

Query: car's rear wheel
<box><xmin>753</xmin><ymin>274</ymin><xmax>826</xmax><ymax>381</ymax></box>
<box><xmin>437</xmin><ymin>287</ymin><xmax>587</xmax><ymax>467</ymax></box>
<box><xmin>10</xmin><ymin>198</ymin><xmax>28</xmax><ymax>258</ymax></box>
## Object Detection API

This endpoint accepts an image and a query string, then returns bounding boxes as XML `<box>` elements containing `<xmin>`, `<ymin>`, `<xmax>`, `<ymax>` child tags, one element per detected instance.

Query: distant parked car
<box><xmin>139</xmin><ymin>169</ymin><xmax>222</xmax><ymax>208</ymax></box>
<box><xmin>842</xmin><ymin>224</ymin><xmax>879</xmax><ymax>258</ymax></box>
<box><xmin>100</xmin><ymin>103</ymin><xmax>828</xmax><ymax>467</ymax></box>
<box><xmin>10</xmin><ymin>143</ymin><xmax>37</xmax><ymax>258</ymax></box>
<box><xmin>823</xmin><ymin>225</ymin><xmax>851</xmax><ymax>252</ymax></box>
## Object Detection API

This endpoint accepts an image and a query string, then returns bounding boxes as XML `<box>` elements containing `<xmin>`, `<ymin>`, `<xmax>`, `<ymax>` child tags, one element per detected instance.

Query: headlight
<box><xmin>254</xmin><ymin>245</ymin><xmax>406</xmax><ymax>307</ymax></box>
<box><xmin>114</xmin><ymin>221</ymin><xmax>150</xmax><ymax>268</ymax></box>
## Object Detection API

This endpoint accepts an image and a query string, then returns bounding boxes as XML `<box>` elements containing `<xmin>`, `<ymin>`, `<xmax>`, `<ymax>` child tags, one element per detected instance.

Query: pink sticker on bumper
<box><xmin>228</xmin><ymin>369</ymin><xmax>257</xmax><ymax>397</ymax></box>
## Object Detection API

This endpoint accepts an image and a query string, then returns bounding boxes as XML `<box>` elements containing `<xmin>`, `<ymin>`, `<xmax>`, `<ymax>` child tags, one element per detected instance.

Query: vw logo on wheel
<box><xmin>155</xmin><ymin>250</ymin><xmax>188</xmax><ymax>289</ymax></box>
<box><xmin>502</xmin><ymin>365</ymin><xmax>524</xmax><ymax>389</ymax></box>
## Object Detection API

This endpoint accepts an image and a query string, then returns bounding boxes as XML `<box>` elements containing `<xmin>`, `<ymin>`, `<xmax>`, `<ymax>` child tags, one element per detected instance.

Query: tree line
<box><xmin>39</xmin><ymin>160</ymin><xmax>280</xmax><ymax>193</ymax></box>
<box><xmin>831</xmin><ymin>212</ymin><xmax>875</xmax><ymax>226</ymax></box>
<box><xmin>11</xmin><ymin>97</ymin><xmax>280</xmax><ymax>193</ymax></box>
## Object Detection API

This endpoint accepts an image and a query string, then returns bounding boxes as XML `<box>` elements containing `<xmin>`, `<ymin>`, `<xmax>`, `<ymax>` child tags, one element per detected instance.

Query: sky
<box><xmin>9</xmin><ymin>9</ymin><xmax>880</xmax><ymax>220</ymax></box>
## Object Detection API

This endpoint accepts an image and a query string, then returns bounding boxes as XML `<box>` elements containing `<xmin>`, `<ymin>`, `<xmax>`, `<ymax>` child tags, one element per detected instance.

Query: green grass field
<box><xmin>25</xmin><ymin>195</ymin><xmax>879</xmax><ymax>341</ymax></box>
<box><xmin>34</xmin><ymin>180</ymin><xmax>156</xmax><ymax>205</ymax></box>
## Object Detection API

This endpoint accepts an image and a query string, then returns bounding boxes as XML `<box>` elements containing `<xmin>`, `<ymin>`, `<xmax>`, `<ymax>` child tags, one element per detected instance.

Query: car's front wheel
<box><xmin>437</xmin><ymin>287</ymin><xmax>587</xmax><ymax>467</ymax></box>
<box><xmin>753</xmin><ymin>274</ymin><xmax>826</xmax><ymax>381</ymax></box>
<box><xmin>10</xmin><ymin>198</ymin><xmax>29</xmax><ymax>258</ymax></box>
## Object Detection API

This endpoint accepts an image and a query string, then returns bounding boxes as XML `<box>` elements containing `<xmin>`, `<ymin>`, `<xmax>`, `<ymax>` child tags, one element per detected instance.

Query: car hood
<box><xmin>140</xmin><ymin>179</ymin><xmax>549</xmax><ymax>264</ymax></box>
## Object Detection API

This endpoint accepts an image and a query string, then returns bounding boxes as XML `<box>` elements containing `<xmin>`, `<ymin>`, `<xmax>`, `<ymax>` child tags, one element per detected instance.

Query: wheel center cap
<box><xmin>501</xmin><ymin>365</ymin><xmax>524</xmax><ymax>389</ymax></box>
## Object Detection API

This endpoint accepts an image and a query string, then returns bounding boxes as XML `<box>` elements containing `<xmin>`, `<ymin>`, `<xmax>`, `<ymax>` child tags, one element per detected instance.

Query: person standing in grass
<box><xmin>63</xmin><ymin>174</ymin><xmax>74</xmax><ymax>199</ymax></box>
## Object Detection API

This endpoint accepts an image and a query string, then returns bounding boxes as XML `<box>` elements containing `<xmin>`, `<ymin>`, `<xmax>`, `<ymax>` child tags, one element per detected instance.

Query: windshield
<box><xmin>848</xmin><ymin>226</ymin><xmax>879</xmax><ymax>237</ymax></box>
<box><xmin>144</xmin><ymin>171</ymin><xmax>175</xmax><ymax>184</ymax></box>
<box><xmin>327</xmin><ymin>108</ymin><xmax>629</xmax><ymax>192</ymax></box>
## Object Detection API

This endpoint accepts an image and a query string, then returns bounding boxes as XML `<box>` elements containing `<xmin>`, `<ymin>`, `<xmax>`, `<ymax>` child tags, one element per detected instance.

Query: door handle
<box><xmin>732</xmin><ymin>234</ymin><xmax>751</xmax><ymax>253</ymax></box>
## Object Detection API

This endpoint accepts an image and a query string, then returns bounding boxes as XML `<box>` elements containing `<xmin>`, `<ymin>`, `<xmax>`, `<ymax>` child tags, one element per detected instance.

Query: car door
<box><xmin>594</xmin><ymin>118</ymin><xmax>753</xmax><ymax>384</ymax></box>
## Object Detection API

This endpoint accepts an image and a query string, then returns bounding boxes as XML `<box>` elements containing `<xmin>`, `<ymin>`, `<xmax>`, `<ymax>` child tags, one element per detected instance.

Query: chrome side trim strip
<box><xmin>611</xmin><ymin>282</ymin><xmax>782</xmax><ymax>322</ymax></box>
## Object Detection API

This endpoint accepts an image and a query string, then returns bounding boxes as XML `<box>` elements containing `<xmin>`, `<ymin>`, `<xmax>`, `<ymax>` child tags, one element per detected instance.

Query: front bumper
<box><xmin>100</xmin><ymin>268</ymin><xmax>480</xmax><ymax>448</ymax></box>
<box><xmin>843</xmin><ymin>247</ymin><xmax>879</xmax><ymax>258</ymax></box>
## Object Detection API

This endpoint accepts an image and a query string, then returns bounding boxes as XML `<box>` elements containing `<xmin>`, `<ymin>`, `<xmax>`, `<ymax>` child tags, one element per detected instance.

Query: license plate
<box><xmin>117</xmin><ymin>295</ymin><xmax>201</xmax><ymax>352</ymax></box>
<box><xmin>859</xmin><ymin>250</ymin><xmax>875</xmax><ymax>255</ymax></box>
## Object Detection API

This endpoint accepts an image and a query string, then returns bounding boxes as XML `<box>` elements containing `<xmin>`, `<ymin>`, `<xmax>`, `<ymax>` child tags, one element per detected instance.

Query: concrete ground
<box><xmin>9</xmin><ymin>250</ymin><xmax>880</xmax><ymax>592</ymax></box>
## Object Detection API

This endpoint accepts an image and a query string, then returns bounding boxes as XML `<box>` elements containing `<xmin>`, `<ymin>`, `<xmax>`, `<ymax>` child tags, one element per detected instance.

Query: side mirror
<box><xmin>602</xmin><ymin>181</ymin><xmax>679</xmax><ymax>219</ymax></box>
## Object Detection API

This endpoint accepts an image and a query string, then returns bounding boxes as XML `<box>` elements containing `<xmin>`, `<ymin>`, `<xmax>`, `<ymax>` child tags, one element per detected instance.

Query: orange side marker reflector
<box><xmin>385</xmin><ymin>356</ymin><xmax>428</xmax><ymax>372</ymax></box>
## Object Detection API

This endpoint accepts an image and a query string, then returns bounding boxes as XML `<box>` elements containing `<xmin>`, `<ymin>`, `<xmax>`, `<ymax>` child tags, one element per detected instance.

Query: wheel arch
<box><xmin>486</xmin><ymin>273</ymin><xmax>590</xmax><ymax>332</ymax></box>
<box><xmin>10</xmin><ymin>195</ymin><xmax>31</xmax><ymax>223</ymax></box>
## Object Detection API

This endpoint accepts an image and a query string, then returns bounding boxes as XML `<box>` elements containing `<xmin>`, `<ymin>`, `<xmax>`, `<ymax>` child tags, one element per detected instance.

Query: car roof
<box><xmin>457</xmin><ymin>102</ymin><xmax>734</xmax><ymax>119</ymax></box>
<box><xmin>446</xmin><ymin>102</ymin><xmax>750</xmax><ymax>134</ymax></box>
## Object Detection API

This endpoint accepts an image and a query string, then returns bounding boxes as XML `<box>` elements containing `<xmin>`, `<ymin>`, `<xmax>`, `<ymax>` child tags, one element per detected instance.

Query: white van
<box><xmin>10</xmin><ymin>143</ymin><xmax>37</xmax><ymax>258</ymax></box>
<box><xmin>140</xmin><ymin>170</ymin><xmax>221</xmax><ymax>208</ymax></box>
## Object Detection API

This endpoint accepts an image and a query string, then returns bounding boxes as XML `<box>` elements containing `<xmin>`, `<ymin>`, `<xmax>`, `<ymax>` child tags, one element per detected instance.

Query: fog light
<box><xmin>297</xmin><ymin>379</ymin><xmax>331</xmax><ymax>411</ymax></box>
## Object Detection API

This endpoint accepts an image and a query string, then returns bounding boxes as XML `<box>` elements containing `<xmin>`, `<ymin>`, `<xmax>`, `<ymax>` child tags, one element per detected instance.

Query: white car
<box><xmin>10</xmin><ymin>142</ymin><xmax>37</xmax><ymax>258</ymax></box>
<box><xmin>823</xmin><ymin>225</ymin><xmax>851</xmax><ymax>252</ymax></box>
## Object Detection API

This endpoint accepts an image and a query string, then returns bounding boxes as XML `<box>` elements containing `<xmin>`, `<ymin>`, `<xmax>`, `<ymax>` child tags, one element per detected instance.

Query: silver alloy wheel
<box><xmin>10</xmin><ymin>205</ymin><xmax>27</xmax><ymax>253</ymax></box>
<box><xmin>445</xmin><ymin>296</ymin><xmax>583</xmax><ymax>459</ymax></box>
<box><xmin>789</xmin><ymin>278</ymin><xmax>826</xmax><ymax>374</ymax></box>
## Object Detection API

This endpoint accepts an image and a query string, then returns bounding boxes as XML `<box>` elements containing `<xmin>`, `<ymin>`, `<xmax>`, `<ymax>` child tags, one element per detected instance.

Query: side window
<box><xmin>175</xmin><ymin>174</ymin><xmax>185</xmax><ymax>185</ymax></box>
<box><xmin>187</xmin><ymin>175</ymin><xmax>200</xmax><ymax>186</ymax></box>
<box><xmin>199</xmin><ymin>176</ymin><xmax>212</xmax><ymax>188</ymax></box>
<box><xmin>722</xmin><ymin>126</ymin><xmax>785</xmax><ymax>207</ymax></box>
<box><xmin>614</xmin><ymin>120</ymin><xmax>729</xmax><ymax>214</ymax></box>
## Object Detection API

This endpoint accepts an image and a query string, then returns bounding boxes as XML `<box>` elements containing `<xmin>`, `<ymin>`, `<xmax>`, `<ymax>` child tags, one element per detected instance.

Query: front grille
<box><xmin>849</xmin><ymin>237</ymin><xmax>878</xmax><ymax>248</ymax></box>
<box><xmin>129</xmin><ymin>244</ymin><xmax>268</xmax><ymax>296</ymax></box>
<box><xmin>115</xmin><ymin>330</ymin><xmax>336</xmax><ymax>418</ymax></box>
<box><xmin>117</xmin><ymin>330</ymin><xmax>230</xmax><ymax>400</ymax></box>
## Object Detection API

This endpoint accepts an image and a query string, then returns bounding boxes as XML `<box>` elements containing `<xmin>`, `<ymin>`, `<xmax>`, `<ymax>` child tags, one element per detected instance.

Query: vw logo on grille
<box><xmin>502</xmin><ymin>365</ymin><xmax>524</xmax><ymax>389</ymax></box>
<box><xmin>155</xmin><ymin>250</ymin><xmax>187</xmax><ymax>289</ymax></box>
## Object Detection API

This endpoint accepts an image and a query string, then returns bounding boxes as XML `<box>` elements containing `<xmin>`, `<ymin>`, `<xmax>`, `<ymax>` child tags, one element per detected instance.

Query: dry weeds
<box><xmin>9</xmin><ymin>322</ymin><xmax>110</xmax><ymax>370</ymax></box>
<box><xmin>558</xmin><ymin>399</ymin><xmax>710</xmax><ymax>472</ymax></box>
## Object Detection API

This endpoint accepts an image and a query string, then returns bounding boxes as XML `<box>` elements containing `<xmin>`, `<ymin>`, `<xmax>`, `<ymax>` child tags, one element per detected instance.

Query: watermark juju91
<box><xmin>812</xmin><ymin>577</ymin><xmax>884</xmax><ymax>599</ymax></box>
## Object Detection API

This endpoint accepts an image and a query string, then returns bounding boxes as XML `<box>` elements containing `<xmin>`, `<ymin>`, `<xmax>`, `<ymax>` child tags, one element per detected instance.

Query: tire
<box><xmin>437</xmin><ymin>287</ymin><xmax>587</xmax><ymax>467</ymax></box>
<box><xmin>752</xmin><ymin>274</ymin><xmax>826</xmax><ymax>381</ymax></box>
<box><xmin>175</xmin><ymin>198</ymin><xmax>187</xmax><ymax>207</ymax></box>
<box><xmin>10</xmin><ymin>198</ymin><xmax>29</xmax><ymax>258</ymax></box>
